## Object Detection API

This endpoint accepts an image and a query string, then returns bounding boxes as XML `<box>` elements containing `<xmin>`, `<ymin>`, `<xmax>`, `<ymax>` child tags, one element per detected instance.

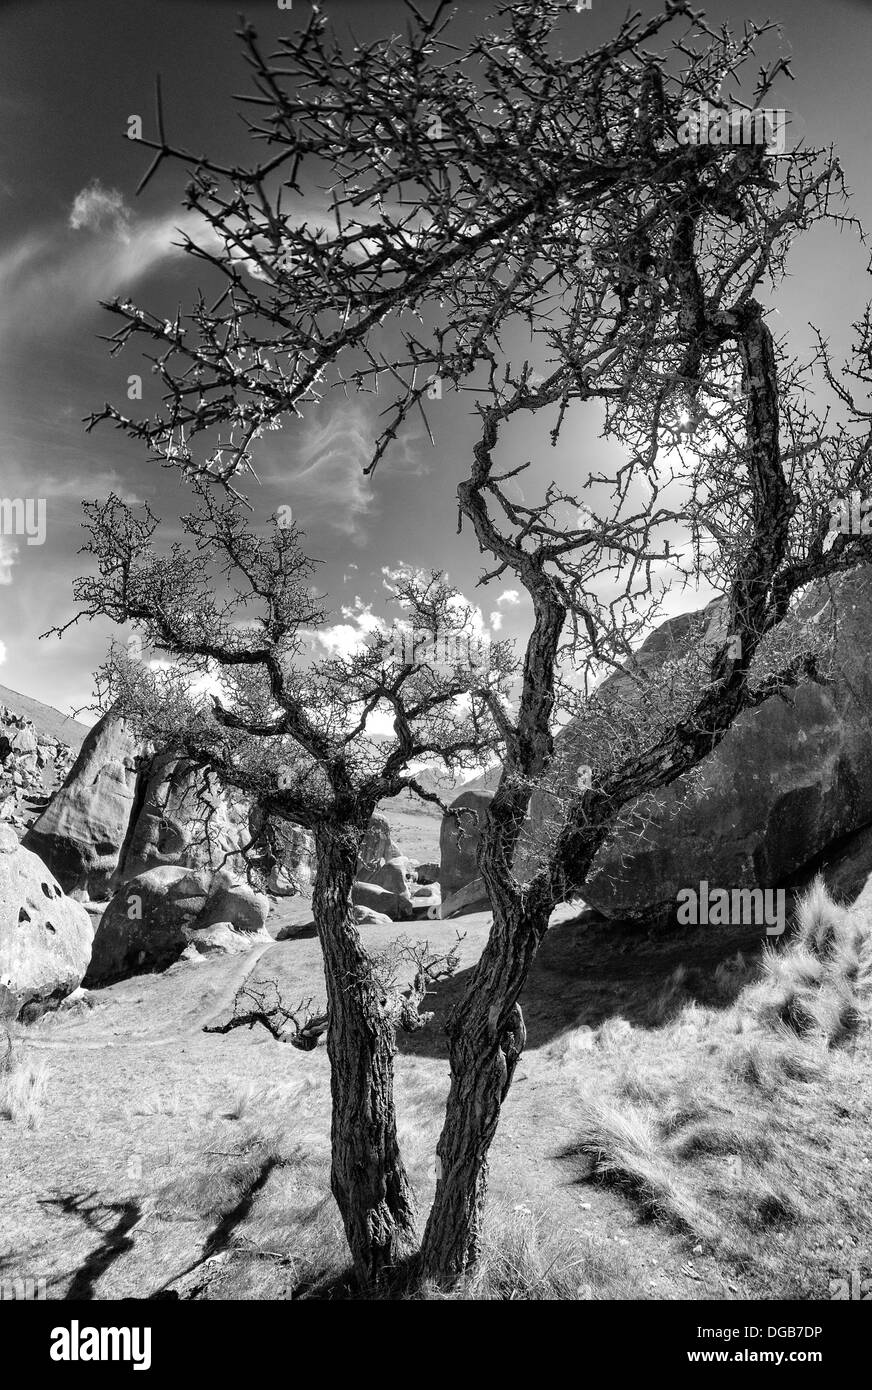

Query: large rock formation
<box><xmin>440</xmin><ymin>876</ymin><xmax>490</xmax><ymax>919</ymax></box>
<box><xmin>351</xmin><ymin>879</ymin><xmax>414</xmax><ymax>921</ymax></box>
<box><xmin>367</xmin><ymin>856</ymin><xmax>418</xmax><ymax>916</ymax></box>
<box><xmin>23</xmin><ymin>712</ymin><xmax>142</xmax><ymax>898</ymax></box>
<box><xmin>532</xmin><ymin>567</ymin><xmax>872</xmax><ymax>923</ymax></box>
<box><xmin>439</xmin><ymin>789</ymin><xmax>493</xmax><ymax>898</ymax></box>
<box><xmin>0</xmin><ymin>705</ymin><xmax>75</xmax><ymax>834</ymax></box>
<box><xmin>85</xmin><ymin>865</ymin><xmax>270</xmax><ymax>985</ymax></box>
<box><xmin>358</xmin><ymin>813</ymin><xmax>402</xmax><ymax>876</ymax></box>
<box><xmin>114</xmin><ymin>754</ymin><xmax>244</xmax><ymax>887</ymax></box>
<box><xmin>247</xmin><ymin>805</ymin><xmax>315</xmax><ymax>896</ymax></box>
<box><xmin>0</xmin><ymin>825</ymin><xmax>93</xmax><ymax>1020</ymax></box>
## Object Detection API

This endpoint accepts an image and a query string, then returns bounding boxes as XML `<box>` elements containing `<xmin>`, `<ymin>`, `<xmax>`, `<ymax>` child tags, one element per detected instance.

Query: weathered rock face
<box><xmin>180</xmin><ymin>921</ymin><xmax>272</xmax><ymax>959</ymax></box>
<box><xmin>0</xmin><ymin>825</ymin><xmax>93</xmax><ymax>1021</ymax></box>
<box><xmin>368</xmin><ymin>856</ymin><xmax>417</xmax><ymax>915</ymax></box>
<box><xmin>85</xmin><ymin>866</ymin><xmax>270</xmax><ymax>985</ymax></box>
<box><xmin>248</xmin><ymin>805</ymin><xmax>315</xmax><ymax>896</ymax></box>
<box><xmin>351</xmin><ymin>879</ymin><xmax>414</xmax><ymax>921</ymax></box>
<box><xmin>359</xmin><ymin>813</ymin><xmax>402</xmax><ymax>876</ymax></box>
<box><xmin>353</xmin><ymin>904</ymin><xmax>394</xmax><ymax>927</ymax></box>
<box><xmin>534</xmin><ymin>566</ymin><xmax>872</xmax><ymax>923</ymax></box>
<box><xmin>440</xmin><ymin>876</ymin><xmax>490</xmax><ymax>919</ymax></box>
<box><xmin>23</xmin><ymin>712</ymin><xmax>142</xmax><ymax>899</ymax></box>
<box><xmin>412</xmin><ymin>881</ymin><xmax>441</xmax><ymax>919</ymax></box>
<box><xmin>115</xmin><ymin>754</ymin><xmax>243</xmax><ymax>887</ymax></box>
<box><xmin>439</xmin><ymin>789</ymin><xmax>493</xmax><ymax>898</ymax></box>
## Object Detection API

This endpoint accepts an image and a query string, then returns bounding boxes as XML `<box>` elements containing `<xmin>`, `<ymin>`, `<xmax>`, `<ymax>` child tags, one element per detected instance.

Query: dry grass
<box><xmin>563</xmin><ymin>879</ymin><xmax>872</xmax><ymax>1297</ymax></box>
<box><xmin>0</xmin><ymin>1031</ymin><xmax>51</xmax><ymax>1129</ymax></box>
<box><xmin>412</xmin><ymin>1202</ymin><xmax>647</xmax><ymax>1301</ymax></box>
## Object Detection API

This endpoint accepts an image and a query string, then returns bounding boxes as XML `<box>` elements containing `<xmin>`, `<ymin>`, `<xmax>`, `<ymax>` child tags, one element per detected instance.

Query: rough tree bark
<box><xmin>420</xmin><ymin>591</ymin><xmax>569</xmax><ymax>1280</ymax></box>
<box><xmin>312</xmin><ymin>821</ymin><xmax>418</xmax><ymax>1286</ymax></box>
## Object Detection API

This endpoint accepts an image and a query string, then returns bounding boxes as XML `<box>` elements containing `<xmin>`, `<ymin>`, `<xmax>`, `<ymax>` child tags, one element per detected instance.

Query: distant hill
<box><xmin>0</xmin><ymin>684</ymin><xmax>90</xmax><ymax>750</ymax></box>
<box><xmin>456</xmin><ymin>762</ymin><xmax>502</xmax><ymax>795</ymax></box>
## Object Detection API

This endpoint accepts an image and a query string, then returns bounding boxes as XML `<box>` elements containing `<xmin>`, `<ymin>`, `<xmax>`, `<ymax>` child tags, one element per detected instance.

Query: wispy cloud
<box><xmin>264</xmin><ymin>400</ymin><xmax>378</xmax><ymax>542</ymax></box>
<box><xmin>497</xmin><ymin>589</ymin><xmax>521</xmax><ymax>607</ymax></box>
<box><xmin>0</xmin><ymin>183</ymin><xmax>213</xmax><ymax>346</ymax></box>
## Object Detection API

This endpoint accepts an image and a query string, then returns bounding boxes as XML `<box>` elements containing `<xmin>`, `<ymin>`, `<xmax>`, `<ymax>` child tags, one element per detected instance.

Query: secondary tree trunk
<box><xmin>419</xmin><ymin>876</ymin><xmax>552</xmax><ymax>1282</ymax></box>
<box><xmin>312</xmin><ymin>820</ymin><xmax>418</xmax><ymax>1288</ymax></box>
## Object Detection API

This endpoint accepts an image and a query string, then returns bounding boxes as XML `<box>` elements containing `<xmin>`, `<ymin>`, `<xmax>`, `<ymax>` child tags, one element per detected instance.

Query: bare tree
<box><xmin>77</xmin><ymin>0</ymin><xmax>872</xmax><ymax>1284</ymax></box>
<box><xmin>54</xmin><ymin>485</ymin><xmax>511</xmax><ymax>1284</ymax></box>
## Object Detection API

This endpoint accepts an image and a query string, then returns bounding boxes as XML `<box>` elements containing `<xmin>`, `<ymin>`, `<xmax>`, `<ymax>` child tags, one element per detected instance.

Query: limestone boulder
<box><xmin>352</xmin><ymin>904</ymin><xmax>394</xmax><ymax>927</ymax></box>
<box><xmin>440</xmin><ymin>875</ymin><xmax>490</xmax><ymax>919</ymax></box>
<box><xmin>531</xmin><ymin>566</ymin><xmax>872</xmax><ymax>923</ymax></box>
<box><xmin>412</xmin><ymin>882</ymin><xmax>441</xmax><ymax>919</ymax></box>
<box><xmin>85</xmin><ymin>865</ymin><xmax>270</xmax><ymax>985</ymax></box>
<box><xmin>369</xmin><ymin>856</ymin><xmax>417</xmax><ymax>914</ymax></box>
<box><xmin>248</xmin><ymin>805</ymin><xmax>315</xmax><ymax>896</ymax></box>
<box><xmin>23</xmin><ymin>711</ymin><xmax>142</xmax><ymax>898</ymax></box>
<box><xmin>197</xmin><ymin>878</ymin><xmax>270</xmax><ymax>935</ymax></box>
<box><xmin>359</xmin><ymin>813</ymin><xmax>402</xmax><ymax>875</ymax></box>
<box><xmin>180</xmin><ymin>921</ymin><xmax>272</xmax><ymax>959</ymax></box>
<box><xmin>115</xmin><ymin>754</ymin><xmax>243</xmax><ymax>886</ymax></box>
<box><xmin>351</xmin><ymin>880</ymin><xmax>413</xmax><ymax>921</ymax></box>
<box><xmin>0</xmin><ymin>825</ymin><xmax>93</xmax><ymax>1021</ymax></box>
<box><xmin>439</xmin><ymin>789</ymin><xmax>492</xmax><ymax>898</ymax></box>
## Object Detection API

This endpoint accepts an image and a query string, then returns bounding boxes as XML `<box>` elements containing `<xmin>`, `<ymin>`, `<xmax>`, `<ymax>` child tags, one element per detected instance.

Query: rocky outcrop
<box><xmin>439</xmin><ymin>789</ymin><xmax>492</xmax><ymax>898</ymax></box>
<box><xmin>0</xmin><ymin>825</ymin><xmax>93</xmax><ymax>1021</ymax></box>
<box><xmin>114</xmin><ymin>754</ymin><xmax>244</xmax><ymax>887</ymax></box>
<box><xmin>532</xmin><ymin>566</ymin><xmax>872</xmax><ymax>924</ymax></box>
<box><xmin>0</xmin><ymin>705</ymin><xmax>75</xmax><ymax>835</ymax></box>
<box><xmin>353</xmin><ymin>904</ymin><xmax>394</xmax><ymax>927</ymax></box>
<box><xmin>412</xmin><ymin>881</ymin><xmax>441</xmax><ymax>919</ymax></box>
<box><xmin>247</xmin><ymin>805</ymin><xmax>315</xmax><ymax>896</ymax></box>
<box><xmin>23</xmin><ymin>712</ymin><xmax>142</xmax><ymax>898</ymax></box>
<box><xmin>85</xmin><ymin>866</ymin><xmax>270</xmax><ymax>985</ymax></box>
<box><xmin>359</xmin><ymin>813</ymin><xmax>402</xmax><ymax>876</ymax></box>
<box><xmin>440</xmin><ymin>876</ymin><xmax>490</xmax><ymax>919</ymax></box>
<box><xmin>180</xmin><ymin>920</ymin><xmax>272</xmax><ymax>960</ymax></box>
<box><xmin>351</xmin><ymin>880</ymin><xmax>414</xmax><ymax>921</ymax></box>
<box><xmin>367</xmin><ymin>856</ymin><xmax>417</xmax><ymax>916</ymax></box>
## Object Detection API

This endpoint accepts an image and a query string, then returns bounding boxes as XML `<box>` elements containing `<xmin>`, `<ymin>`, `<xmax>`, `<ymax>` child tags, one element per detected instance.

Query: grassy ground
<box><xmin>0</xmin><ymin>881</ymin><xmax>869</xmax><ymax>1300</ymax></box>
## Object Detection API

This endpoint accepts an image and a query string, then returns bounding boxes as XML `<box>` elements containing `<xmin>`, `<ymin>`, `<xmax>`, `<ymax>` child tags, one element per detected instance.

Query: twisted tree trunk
<box><xmin>312</xmin><ymin>821</ymin><xmax>417</xmax><ymax>1287</ymax></box>
<box><xmin>419</xmin><ymin>902</ymin><xmax>548</xmax><ymax>1280</ymax></box>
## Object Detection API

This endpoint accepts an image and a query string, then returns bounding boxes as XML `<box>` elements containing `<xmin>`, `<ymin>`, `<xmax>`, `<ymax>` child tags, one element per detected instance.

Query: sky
<box><xmin>1</xmin><ymin>0</ymin><xmax>872</xmax><ymax>724</ymax></box>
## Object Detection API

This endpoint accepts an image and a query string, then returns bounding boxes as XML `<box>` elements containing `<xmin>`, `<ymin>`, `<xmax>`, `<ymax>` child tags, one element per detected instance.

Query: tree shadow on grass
<box><xmin>396</xmin><ymin>911</ymin><xmax>769</xmax><ymax>1060</ymax></box>
<box><xmin>38</xmin><ymin>1192</ymin><xmax>142</xmax><ymax>1300</ymax></box>
<box><xmin>147</xmin><ymin>1153</ymin><xmax>284</xmax><ymax>1300</ymax></box>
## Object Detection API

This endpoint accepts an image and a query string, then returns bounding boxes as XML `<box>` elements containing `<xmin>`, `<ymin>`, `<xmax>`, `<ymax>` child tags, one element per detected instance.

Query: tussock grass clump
<box><xmin>748</xmin><ymin>879</ymin><xmax>872</xmax><ymax>1048</ymax></box>
<box><xmin>565</xmin><ymin>1096</ymin><xmax>709</xmax><ymax>1236</ymax></box>
<box><xmin>411</xmin><ymin>1203</ymin><xmax>645</xmax><ymax>1301</ymax></box>
<box><xmin>563</xmin><ymin>877</ymin><xmax>871</xmax><ymax>1295</ymax></box>
<box><xmin>0</xmin><ymin>1031</ymin><xmax>50</xmax><ymax>1129</ymax></box>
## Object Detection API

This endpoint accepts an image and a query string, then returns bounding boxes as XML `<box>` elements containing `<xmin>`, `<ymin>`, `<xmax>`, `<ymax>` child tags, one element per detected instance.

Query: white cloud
<box><xmin>0</xmin><ymin>200</ymin><xmax>215</xmax><ymax>347</ymax></box>
<box><xmin>69</xmin><ymin>181</ymin><xmax>130</xmax><ymax>240</ymax></box>
<box><xmin>0</xmin><ymin>536</ymin><xmax>17</xmax><ymax>585</ymax></box>
<box><xmin>490</xmin><ymin>611</ymin><xmax>503</xmax><ymax>631</ymax></box>
<box><xmin>306</xmin><ymin>598</ymin><xmax>385</xmax><ymax>659</ymax></box>
<box><xmin>497</xmin><ymin>589</ymin><xmax>521</xmax><ymax>607</ymax></box>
